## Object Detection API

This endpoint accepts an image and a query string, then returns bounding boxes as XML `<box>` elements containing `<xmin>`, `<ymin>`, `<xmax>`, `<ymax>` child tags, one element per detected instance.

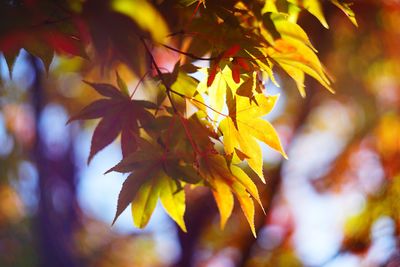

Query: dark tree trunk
<box><xmin>29</xmin><ymin>55</ymin><xmax>81</xmax><ymax>267</ymax></box>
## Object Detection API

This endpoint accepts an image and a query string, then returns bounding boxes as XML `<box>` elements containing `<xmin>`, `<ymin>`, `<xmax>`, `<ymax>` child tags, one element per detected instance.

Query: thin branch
<box><xmin>31</xmin><ymin>16</ymin><xmax>73</xmax><ymax>28</ymax></box>
<box><xmin>161</xmin><ymin>41</ymin><xmax>275</xmax><ymax>66</ymax></box>
<box><xmin>141</xmin><ymin>37</ymin><xmax>201</xmax><ymax>158</ymax></box>
<box><xmin>188</xmin><ymin>97</ymin><xmax>227</xmax><ymax>117</ymax></box>
<box><xmin>162</xmin><ymin>44</ymin><xmax>218</xmax><ymax>61</ymax></box>
<box><xmin>185</xmin><ymin>0</ymin><xmax>204</xmax><ymax>32</ymax></box>
<box><xmin>167</xmin><ymin>30</ymin><xmax>186</xmax><ymax>37</ymax></box>
<box><xmin>164</xmin><ymin>86</ymin><xmax>228</xmax><ymax>118</ymax></box>
<box><xmin>141</xmin><ymin>37</ymin><xmax>178</xmax><ymax>113</ymax></box>
<box><xmin>130</xmin><ymin>71</ymin><xmax>150</xmax><ymax>99</ymax></box>
<box><xmin>178</xmin><ymin>114</ymin><xmax>201</xmax><ymax>155</ymax></box>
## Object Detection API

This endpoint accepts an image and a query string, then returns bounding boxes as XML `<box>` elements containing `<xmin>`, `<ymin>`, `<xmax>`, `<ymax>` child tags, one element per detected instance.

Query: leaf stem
<box><xmin>141</xmin><ymin>37</ymin><xmax>201</xmax><ymax>161</ymax></box>
<box><xmin>167</xmin><ymin>87</ymin><xmax>228</xmax><ymax>118</ymax></box>
<box><xmin>130</xmin><ymin>71</ymin><xmax>150</xmax><ymax>99</ymax></box>
<box><xmin>178</xmin><ymin>114</ymin><xmax>201</xmax><ymax>157</ymax></box>
<box><xmin>161</xmin><ymin>44</ymin><xmax>218</xmax><ymax>61</ymax></box>
<box><xmin>141</xmin><ymin>37</ymin><xmax>178</xmax><ymax>113</ymax></box>
<box><xmin>31</xmin><ymin>16</ymin><xmax>73</xmax><ymax>28</ymax></box>
<box><xmin>162</xmin><ymin>115</ymin><xmax>176</xmax><ymax>156</ymax></box>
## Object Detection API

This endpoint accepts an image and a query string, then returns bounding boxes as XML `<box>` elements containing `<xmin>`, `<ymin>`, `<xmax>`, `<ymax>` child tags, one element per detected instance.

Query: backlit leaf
<box><xmin>198</xmin><ymin>153</ymin><xmax>261</xmax><ymax>232</ymax></box>
<box><xmin>69</xmin><ymin>79</ymin><xmax>155</xmax><ymax>162</ymax></box>
<box><xmin>267</xmin><ymin>38</ymin><xmax>333</xmax><ymax>95</ymax></box>
<box><xmin>116</xmin><ymin>71</ymin><xmax>130</xmax><ymax>97</ymax></box>
<box><xmin>288</xmin><ymin>0</ymin><xmax>329</xmax><ymax>28</ymax></box>
<box><xmin>159</xmin><ymin>175</ymin><xmax>187</xmax><ymax>232</ymax></box>
<box><xmin>231</xmin><ymin>165</ymin><xmax>263</xmax><ymax>212</ymax></box>
<box><xmin>89</xmin><ymin>115</ymin><xmax>122</xmax><ymax>163</ymax></box>
<box><xmin>231</xmin><ymin>181</ymin><xmax>256</xmax><ymax>237</ymax></box>
<box><xmin>212</xmin><ymin>177</ymin><xmax>234</xmax><ymax>229</ymax></box>
<box><xmin>219</xmin><ymin>94</ymin><xmax>286</xmax><ymax>182</ymax></box>
<box><xmin>111</xmin><ymin>0</ymin><xmax>169</xmax><ymax>42</ymax></box>
<box><xmin>83</xmin><ymin>81</ymin><xmax>124</xmax><ymax>99</ymax></box>
<box><xmin>331</xmin><ymin>0</ymin><xmax>357</xmax><ymax>26</ymax></box>
<box><xmin>112</xmin><ymin>167</ymin><xmax>158</xmax><ymax>225</ymax></box>
<box><xmin>67</xmin><ymin>99</ymin><xmax>114</xmax><ymax>123</ymax></box>
<box><xmin>131</xmin><ymin>175</ymin><xmax>162</xmax><ymax>228</ymax></box>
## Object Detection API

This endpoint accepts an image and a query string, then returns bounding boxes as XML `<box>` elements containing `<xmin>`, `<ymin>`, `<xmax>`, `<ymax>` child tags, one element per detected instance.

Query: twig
<box><xmin>140</xmin><ymin>37</ymin><xmax>178</xmax><ymax>113</ymax></box>
<box><xmin>162</xmin><ymin>44</ymin><xmax>218</xmax><ymax>61</ymax></box>
<box><xmin>130</xmin><ymin>71</ymin><xmax>150</xmax><ymax>99</ymax></box>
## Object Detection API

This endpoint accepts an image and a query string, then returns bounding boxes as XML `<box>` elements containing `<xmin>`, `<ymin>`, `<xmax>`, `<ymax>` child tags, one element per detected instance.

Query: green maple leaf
<box><xmin>107</xmin><ymin>137</ymin><xmax>197</xmax><ymax>232</ymax></box>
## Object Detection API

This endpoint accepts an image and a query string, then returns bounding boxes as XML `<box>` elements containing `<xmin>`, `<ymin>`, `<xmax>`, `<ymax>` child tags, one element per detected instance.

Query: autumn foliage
<box><xmin>0</xmin><ymin>0</ymin><xmax>358</xmax><ymax>236</ymax></box>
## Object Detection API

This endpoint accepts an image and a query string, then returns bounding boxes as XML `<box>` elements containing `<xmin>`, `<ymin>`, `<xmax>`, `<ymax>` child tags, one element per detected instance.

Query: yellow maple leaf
<box><xmin>219</xmin><ymin>94</ymin><xmax>287</xmax><ymax>182</ymax></box>
<box><xmin>198</xmin><ymin>153</ymin><xmax>263</xmax><ymax>236</ymax></box>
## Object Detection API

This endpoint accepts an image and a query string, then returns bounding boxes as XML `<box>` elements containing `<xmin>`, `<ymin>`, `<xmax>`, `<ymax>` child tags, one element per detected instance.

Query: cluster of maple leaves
<box><xmin>0</xmin><ymin>0</ymin><xmax>356</xmax><ymax>235</ymax></box>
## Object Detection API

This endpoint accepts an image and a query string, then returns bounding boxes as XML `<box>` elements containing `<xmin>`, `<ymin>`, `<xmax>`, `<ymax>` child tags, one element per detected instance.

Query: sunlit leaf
<box><xmin>111</xmin><ymin>0</ymin><xmax>169</xmax><ymax>42</ymax></box>
<box><xmin>220</xmin><ymin>94</ymin><xmax>286</xmax><ymax>182</ymax></box>
<box><xmin>198</xmin><ymin>153</ymin><xmax>261</xmax><ymax>233</ymax></box>
<box><xmin>267</xmin><ymin>38</ymin><xmax>333</xmax><ymax>95</ymax></box>
<box><xmin>289</xmin><ymin>0</ymin><xmax>329</xmax><ymax>28</ymax></box>
<box><xmin>231</xmin><ymin>180</ymin><xmax>256</xmax><ymax>237</ymax></box>
<box><xmin>159</xmin><ymin>175</ymin><xmax>187</xmax><ymax>232</ymax></box>
<box><xmin>116</xmin><ymin>71</ymin><xmax>130</xmax><ymax>97</ymax></box>
<box><xmin>112</xmin><ymin>166</ymin><xmax>158</xmax><ymax>225</ymax></box>
<box><xmin>131</xmin><ymin>175</ymin><xmax>162</xmax><ymax>228</ymax></box>
<box><xmin>331</xmin><ymin>0</ymin><xmax>358</xmax><ymax>26</ymax></box>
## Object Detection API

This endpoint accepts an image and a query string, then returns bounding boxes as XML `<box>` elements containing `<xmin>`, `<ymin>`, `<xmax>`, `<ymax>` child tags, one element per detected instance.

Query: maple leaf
<box><xmin>158</xmin><ymin>174</ymin><xmax>187</xmax><ymax>231</ymax></box>
<box><xmin>236</xmin><ymin>72</ymin><xmax>263</xmax><ymax>104</ymax></box>
<box><xmin>130</xmin><ymin>172</ymin><xmax>162</xmax><ymax>229</ymax></box>
<box><xmin>0</xmin><ymin>0</ymin><xmax>361</xmax><ymax>238</ymax></box>
<box><xmin>107</xmin><ymin>137</ymin><xmax>191</xmax><ymax>231</ymax></box>
<box><xmin>82</xmin><ymin>0</ymin><xmax>153</xmax><ymax>76</ymax></box>
<box><xmin>197</xmin><ymin>66</ymin><xmax>242</xmax><ymax>121</ymax></box>
<box><xmin>288</xmin><ymin>0</ymin><xmax>329</xmax><ymax>28</ymax></box>
<box><xmin>197</xmin><ymin>153</ymin><xmax>263</xmax><ymax>236</ymax></box>
<box><xmin>68</xmin><ymin>77</ymin><xmax>156</xmax><ymax>162</ymax></box>
<box><xmin>111</xmin><ymin>0</ymin><xmax>169</xmax><ymax>43</ymax></box>
<box><xmin>207</xmin><ymin>45</ymin><xmax>251</xmax><ymax>87</ymax></box>
<box><xmin>331</xmin><ymin>0</ymin><xmax>358</xmax><ymax>27</ymax></box>
<box><xmin>0</xmin><ymin>1</ymin><xmax>88</xmax><ymax>75</ymax></box>
<box><xmin>219</xmin><ymin>94</ymin><xmax>287</xmax><ymax>182</ymax></box>
<box><xmin>273</xmin><ymin>37</ymin><xmax>332</xmax><ymax>94</ymax></box>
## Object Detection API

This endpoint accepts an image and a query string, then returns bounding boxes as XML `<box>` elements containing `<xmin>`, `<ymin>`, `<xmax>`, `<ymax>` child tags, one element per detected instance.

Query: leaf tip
<box><xmin>261</xmin><ymin>204</ymin><xmax>266</xmax><ymax>215</ymax></box>
<box><xmin>251</xmin><ymin>225</ymin><xmax>257</xmax><ymax>238</ymax></box>
<box><xmin>220</xmin><ymin>219</ymin><xmax>228</xmax><ymax>230</ymax></box>
<box><xmin>258</xmin><ymin>171</ymin><xmax>266</xmax><ymax>184</ymax></box>
<box><xmin>87</xmin><ymin>154</ymin><xmax>94</xmax><ymax>165</ymax></box>
<box><xmin>104</xmin><ymin>169</ymin><xmax>112</xmax><ymax>175</ymax></box>
<box><xmin>299</xmin><ymin>88</ymin><xmax>306</xmax><ymax>98</ymax></box>
<box><xmin>82</xmin><ymin>80</ymin><xmax>91</xmax><ymax>86</ymax></box>
<box><xmin>111</xmin><ymin>216</ymin><xmax>118</xmax><ymax>226</ymax></box>
<box><xmin>180</xmin><ymin>224</ymin><xmax>188</xmax><ymax>233</ymax></box>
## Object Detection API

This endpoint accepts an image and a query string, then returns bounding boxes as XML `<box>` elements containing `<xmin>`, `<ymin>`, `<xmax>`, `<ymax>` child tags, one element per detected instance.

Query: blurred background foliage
<box><xmin>0</xmin><ymin>0</ymin><xmax>399</xmax><ymax>267</ymax></box>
